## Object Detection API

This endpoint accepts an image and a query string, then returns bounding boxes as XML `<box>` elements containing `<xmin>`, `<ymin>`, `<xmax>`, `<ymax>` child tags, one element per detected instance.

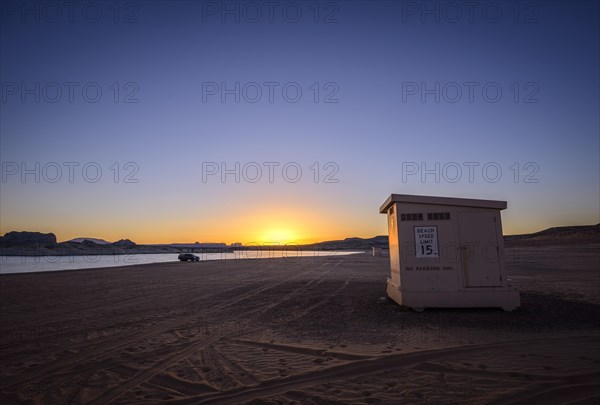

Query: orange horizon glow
<box><xmin>53</xmin><ymin>230</ymin><xmax>356</xmax><ymax>246</ymax></box>
<box><xmin>0</xmin><ymin>203</ymin><xmax>383</xmax><ymax>245</ymax></box>
<box><xmin>1</xmin><ymin>214</ymin><xmax>597</xmax><ymax>246</ymax></box>
<box><xmin>1</xmin><ymin>195</ymin><xmax>597</xmax><ymax>245</ymax></box>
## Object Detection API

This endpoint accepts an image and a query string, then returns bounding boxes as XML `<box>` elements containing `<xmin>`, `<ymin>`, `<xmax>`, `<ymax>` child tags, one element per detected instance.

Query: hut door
<box><xmin>458</xmin><ymin>211</ymin><xmax>502</xmax><ymax>287</ymax></box>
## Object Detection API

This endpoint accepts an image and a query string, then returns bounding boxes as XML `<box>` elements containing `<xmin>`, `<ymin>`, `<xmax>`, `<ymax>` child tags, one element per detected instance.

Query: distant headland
<box><xmin>0</xmin><ymin>224</ymin><xmax>598</xmax><ymax>256</ymax></box>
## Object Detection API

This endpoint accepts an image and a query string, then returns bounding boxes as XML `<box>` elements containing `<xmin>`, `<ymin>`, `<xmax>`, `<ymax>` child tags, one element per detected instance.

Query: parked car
<box><xmin>178</xmin><ymin>253</ymin><xmax>199</xmax><ymax>262</ymax></box>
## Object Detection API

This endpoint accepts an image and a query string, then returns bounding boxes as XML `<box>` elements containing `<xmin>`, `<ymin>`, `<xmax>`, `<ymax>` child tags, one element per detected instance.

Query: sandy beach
<box><xmin>1</xmin><ymin>244</ymin><xmax>599</xmax><ymax>404</ymax></box>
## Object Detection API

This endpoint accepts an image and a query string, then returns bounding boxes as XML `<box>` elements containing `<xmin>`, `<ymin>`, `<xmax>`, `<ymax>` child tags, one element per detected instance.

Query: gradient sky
<box><xmin>1</xmin><ymin>0</ymin><xmax>599</xmax><ymax>244</ymax></box>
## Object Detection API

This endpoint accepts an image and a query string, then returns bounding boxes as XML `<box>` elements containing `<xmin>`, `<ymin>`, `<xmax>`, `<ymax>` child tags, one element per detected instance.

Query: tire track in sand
<box><xmin>0</xmin><ymin>258</ymin><xmax>330</xmax><ymax>391</ymax></box>
<box><xmin>82</xmin><ymin>260</ymin><xmax>343</xmax><ymax>404</ymax></box>
<box><xmin>173</xmin><ymin>336</ymin><xmax>600</xmax><ymax>405</ymax></box>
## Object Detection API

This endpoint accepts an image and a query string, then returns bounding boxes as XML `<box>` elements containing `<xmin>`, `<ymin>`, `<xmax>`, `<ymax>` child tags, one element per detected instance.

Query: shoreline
<box><xmin>0</xmin><ymin>247</ymin><xmax>369</xmax><ymax>257</ymax></box>
<box><xmin>0</xmin><ymin>251</ymin><xmax>368</xmax><ymax>275</ymax></box>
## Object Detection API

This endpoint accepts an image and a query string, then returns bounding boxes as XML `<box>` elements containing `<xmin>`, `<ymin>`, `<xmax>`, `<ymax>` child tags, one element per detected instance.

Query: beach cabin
<box><xmin>380</xmin><ymin>194</ymin><xmax>520</xmax><ymax>312</ymax></box>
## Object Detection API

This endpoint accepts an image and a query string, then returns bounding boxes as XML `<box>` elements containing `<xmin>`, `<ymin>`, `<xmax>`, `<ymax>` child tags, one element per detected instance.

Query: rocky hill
<box><xmin>306</xmin><ymin>235</ymin><xmax>389</xmax><ymax>250</ymax></box>
<box><xmin>0</xmin><ymin>231</ymin><xmax>57</xmax><ymax>245</ymax></box>
<box><xmin>504</xmin><ymin>224</ymin><xmax>600</xmax><ymax>245</ymax></box>
<box><xmin>66</xmin><ymin>237</ymin><xmax>112</xmax><ymax>244</ymax></box>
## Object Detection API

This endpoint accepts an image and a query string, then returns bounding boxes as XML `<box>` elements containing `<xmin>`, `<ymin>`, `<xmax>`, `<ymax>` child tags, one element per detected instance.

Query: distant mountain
<box><xmin>305</xmin><ymin>235</ymin><xmax>389</xmax><ymax>250</ymax></box>
<box><xmin>0</xmin><ymin>231</ymin><xmax>57</xmax><ymax>245</ymax></box>
<box><xmin>112</xmin><ymin>239</ymin><xmax>136</xmax><ymax>247</ymax></box>
<box><xmin>66</xmin><ymin>237</ymin><xmax>112</xmax><ymax>245</ymax></box>
<box><xmin>504</xmin><ymin>224</ymin><xmax>600</xmax><ymax>244</ymax></box>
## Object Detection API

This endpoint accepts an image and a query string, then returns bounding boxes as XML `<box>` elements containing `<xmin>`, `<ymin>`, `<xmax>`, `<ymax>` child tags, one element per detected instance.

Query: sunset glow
<box><xmin>258</xmin><ymin>228</ymin><xmax>299</xmax><ymax>245</ymax></box>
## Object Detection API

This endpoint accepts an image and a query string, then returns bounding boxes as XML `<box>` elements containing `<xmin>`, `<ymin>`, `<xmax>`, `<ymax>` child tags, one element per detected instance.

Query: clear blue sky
<box><xmin>1</xmin><ymin>0</ymin><xmax>598</xmax><ymax>243</ymax></box>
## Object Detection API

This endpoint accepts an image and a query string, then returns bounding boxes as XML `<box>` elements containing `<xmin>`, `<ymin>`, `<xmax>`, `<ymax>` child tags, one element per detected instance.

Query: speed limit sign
<box><xmin>415</xmin><ymin>226</ymin><xmax>439</xmax><ymax>258</ymax></box>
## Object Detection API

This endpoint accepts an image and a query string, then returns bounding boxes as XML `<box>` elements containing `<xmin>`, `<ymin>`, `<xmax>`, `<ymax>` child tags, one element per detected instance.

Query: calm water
<box><xmin>0</xmin><ymin>251</ymin><xmax>364</xmax><ymax>274</ymax></box>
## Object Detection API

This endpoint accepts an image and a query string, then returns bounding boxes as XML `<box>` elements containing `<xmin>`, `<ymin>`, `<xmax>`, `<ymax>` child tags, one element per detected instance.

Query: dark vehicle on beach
<box><xmin>178</xmin><ymin>253</ymin><xmax>200</xmax><ymax>262</ymax></box>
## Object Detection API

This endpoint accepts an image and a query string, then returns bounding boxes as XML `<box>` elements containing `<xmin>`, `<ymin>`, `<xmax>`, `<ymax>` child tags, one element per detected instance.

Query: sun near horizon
<box><xmin>1</xmin><ymin>195</ymin><xmax>598</xmax><ymax>245</ymax></box>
